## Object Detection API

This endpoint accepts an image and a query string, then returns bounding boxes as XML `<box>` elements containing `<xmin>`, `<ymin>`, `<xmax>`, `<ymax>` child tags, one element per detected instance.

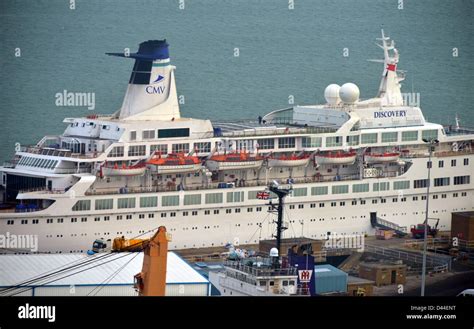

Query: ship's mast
<box><xmin>268</xmin><ymin>184</ymin><xmax>292</xmax><ymax>256</ymax></box>
<box><xmin>369</xmin><ymin>29</ymin><xmax>404</xmax><ymax>106</ymax></box>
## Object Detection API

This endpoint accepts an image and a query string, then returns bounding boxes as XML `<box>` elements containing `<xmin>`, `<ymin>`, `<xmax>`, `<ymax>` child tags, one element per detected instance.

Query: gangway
<box><xmin>370</xmin><ymin>212</ymin><xmax>408</xmax><ymax>237</ymax></box>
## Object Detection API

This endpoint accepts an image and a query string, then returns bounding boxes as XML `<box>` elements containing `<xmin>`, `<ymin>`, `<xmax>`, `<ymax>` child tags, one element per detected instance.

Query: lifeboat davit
<box><xmin>314</xmin><ymin>151</ymin><xmax>357</xmax><ymax>165</ymax></box>
<box><xmin>102</xmin><ymin>162</ymin><xmax>146</xmax><ymax>177</ymax></box>
<box><xmin>267</xmin><ymin>154</ymin><xmax>310</xmax><ymax>167</ymax></box>
<box><xmin>147</xmin><ymin>153</ymin><xmax>202</xmax><ymax>174</ymax></box>
<box><xmin>365</xmin><ymin>152</ymin><xmax>400</xmax><ymax>163</ymax></box>
<box><xmin>205</xmin><ymin>152</ymin><xmax>264</xmax><ymax>171</ymax></box>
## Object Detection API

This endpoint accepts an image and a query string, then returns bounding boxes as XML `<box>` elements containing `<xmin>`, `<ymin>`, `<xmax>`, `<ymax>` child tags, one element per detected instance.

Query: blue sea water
<box><xmin>0</xmin><ymin>0</ymin><xmax>473</xmax><ymax>162</ymax></box>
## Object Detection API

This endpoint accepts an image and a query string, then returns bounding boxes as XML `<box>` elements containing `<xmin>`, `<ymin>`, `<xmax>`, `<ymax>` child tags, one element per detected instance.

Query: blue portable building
<box><xmin>314</xmin><ymin>264</ymin><xmax>348</xmax><ymax>295</ymax></box>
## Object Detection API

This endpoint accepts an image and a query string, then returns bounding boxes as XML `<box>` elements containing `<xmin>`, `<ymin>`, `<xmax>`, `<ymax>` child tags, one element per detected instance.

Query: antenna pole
<box><xmin>268</xmin><ymin>184</ymin><xmax>291</xmax><ymax>255</ymax></box>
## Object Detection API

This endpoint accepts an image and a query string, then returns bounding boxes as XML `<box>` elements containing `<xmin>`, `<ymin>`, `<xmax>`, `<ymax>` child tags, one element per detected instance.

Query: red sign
<box><xmin>298</xmin><ymin>270</ymin><xmax>313</xmax><ymax>282</ymax></box>
<box><xmin>257</xmin><ymin>191</ymin><xmax>270</xmax><ymax>200</ymax></box>
<box><xmin>387</xmin><ymin>64</ymin><xmax>396</xmax><ymax>72</ymax></box>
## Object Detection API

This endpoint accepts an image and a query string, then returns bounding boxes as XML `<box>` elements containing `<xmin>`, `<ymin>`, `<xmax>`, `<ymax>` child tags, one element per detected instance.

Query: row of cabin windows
<box><xmin>259</xmin><ymin>129</ymin><xmax>439</xmax><ymax>150</ymax></box>
<box><xmin>109</xmin><ymin>142</ymin><xmax>212</xmax><ymax>158</ymax></box>
<box><xmin>116</xmin><ymin>129</ymin><xmax>444</xmax><ymax>160</ymax></box>
<box><xmin>436</xmin><ymin>158</ymin><xmax>469</xmax><ymax>168</ymax></box>
<box><xmin>15</xmin><ymin>192</ymin><xmax>473</xmax><ymax>226</ymax></box>
<box><xmin>73</xmin><ymin>174</ymin><xmax>471</xmax><ymax>211</ymax></box>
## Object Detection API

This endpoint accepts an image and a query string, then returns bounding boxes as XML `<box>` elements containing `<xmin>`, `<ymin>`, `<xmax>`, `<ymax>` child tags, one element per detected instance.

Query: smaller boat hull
<box><xmin>267</xmin><ymin>157</ymin><xmax>310</xmax><ymax>167</ymax></box>
<box><xmin>154</xmin><ymin>163</ymin><xmax>203</xmax><ymax>174</ymax></box>
<box><xmin>206</xmin><ymin>159</ymin><xmax>263</xmax><ymax>171</ymax></box>
<box><xmin>102</xmin><ymin>166</ymin><xmax>146</xmax><ymax>177</ymax></box>
<box><xmin>365</xmin><ymin>153</ymin><xmax>400</xmax><ymax>163</ymax></box>
<box><xmin>315</xmin><ymin>153</ymin><xmax>356</xmax><ymax>165</ymax></box>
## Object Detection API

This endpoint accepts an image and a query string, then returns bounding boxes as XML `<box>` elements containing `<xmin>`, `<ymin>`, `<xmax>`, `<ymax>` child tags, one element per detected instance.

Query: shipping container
<box><xmin>313</xmin><ymin>264</ymin><xmax>348</xmax><ymax>294</ymax></box>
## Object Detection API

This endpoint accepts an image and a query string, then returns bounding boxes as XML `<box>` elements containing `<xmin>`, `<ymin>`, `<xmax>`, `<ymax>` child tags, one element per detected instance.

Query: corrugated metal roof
<box><xmin>0</xmin><ymin>252</ymin><xmax>208</xmax><ymax>287</ymax></box>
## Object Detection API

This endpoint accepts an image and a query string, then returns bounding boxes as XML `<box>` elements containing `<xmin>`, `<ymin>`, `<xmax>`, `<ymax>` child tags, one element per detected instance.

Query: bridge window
<box><xmin>130</xmin><ymin>131</ymin><xmax>137</xmax><ymax>141</ymax></box>
<box><xmin>464</xmin><ymin>158</ymin><xmax>469</xmax><ymax>166</ymax></box>
<box><xmin>401</xmin><ymin>131</ymin><xmax>418</xmax><ymax>142</ymax></box>
<box><xmin>158</xmin><ymin>128</ymin><xmax>190</xmax><ymax>138</ymax></box>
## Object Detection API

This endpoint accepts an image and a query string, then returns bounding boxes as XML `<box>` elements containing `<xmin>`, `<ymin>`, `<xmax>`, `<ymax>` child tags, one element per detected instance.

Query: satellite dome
<box><xmin>339</xmin><ymin>83</ymin><xmax>360</xmax><ymax>104</ymax></box>
<box><xmin>269</xmin><ymin>247</ymin><xmax>279</xmax><ymax>257</ymax></box>
<box><xmin>324</xmin><ymin>84</ymin><xmax>341</xmax><ymax>105</ymax></box>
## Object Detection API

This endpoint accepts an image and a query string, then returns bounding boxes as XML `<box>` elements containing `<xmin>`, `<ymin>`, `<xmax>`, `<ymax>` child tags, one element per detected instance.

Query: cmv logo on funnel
<box><xmin>146</xmin><ymin>74</ymin><xmax>166</xmax><ymax>94</ymax></box>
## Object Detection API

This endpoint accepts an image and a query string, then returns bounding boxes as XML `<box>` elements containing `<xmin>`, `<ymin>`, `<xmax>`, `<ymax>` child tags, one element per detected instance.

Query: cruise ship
<box><xmin>1</xmin><ymin>31</ymin><xmax>473</xmax><ymax>253</ymax></box>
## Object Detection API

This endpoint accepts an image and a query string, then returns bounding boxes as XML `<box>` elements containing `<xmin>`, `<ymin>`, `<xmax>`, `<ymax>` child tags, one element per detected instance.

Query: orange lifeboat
<box><xmin>147</xmin><ymin>153</ymin><xmax>202</xmax><ymax>174</ymax></box>
<box><xmin>205</xmin><ymin>152</ymin><xmax>264</xmax><ymax>171</ymax></box>
<box><xmin>267</xmin><ymin>153</ymin><xmax>310</xmax><ymax>167</ymax></box>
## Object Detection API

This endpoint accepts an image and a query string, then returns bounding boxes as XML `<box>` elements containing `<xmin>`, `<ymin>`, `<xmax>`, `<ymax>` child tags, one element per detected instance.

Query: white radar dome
<box><xmin>324</xmin><ymin>84</ymin><xmax>341</xmax><ymax>105</ymax></box>
<box><xmin>269</xmin><ymin>247</ymin><xmax>279</xmax><ymax>257</ymax></box>
<box><xmin>339</xmin><ymin>83</ymin><xmax>360</xmax><ymax>104</ymax></box>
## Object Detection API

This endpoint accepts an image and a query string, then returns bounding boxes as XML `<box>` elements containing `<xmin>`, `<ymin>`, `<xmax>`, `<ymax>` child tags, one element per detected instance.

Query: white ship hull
<box><xmin>1</xmin><ymin>32</ymin><xmax>473</xmax><ymax>256</ymax></box>
<box><xmin>1</xmin><ymin>154</ymin><xmax>472</xmax><ymax>253</ymax></box>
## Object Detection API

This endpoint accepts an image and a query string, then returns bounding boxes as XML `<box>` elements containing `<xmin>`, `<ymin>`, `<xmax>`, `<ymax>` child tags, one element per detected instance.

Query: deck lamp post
<box><xmin>420</xmin><ymin>138</ymin><xmax>439</xmax><ymax>296</ymax></box>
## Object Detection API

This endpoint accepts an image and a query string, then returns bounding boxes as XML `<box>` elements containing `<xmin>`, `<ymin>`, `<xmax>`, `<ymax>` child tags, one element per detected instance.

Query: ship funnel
<box><xmin>107</xmin><ymin>40</ymin><xmax>181</xmax><ymax>121</ymax></box>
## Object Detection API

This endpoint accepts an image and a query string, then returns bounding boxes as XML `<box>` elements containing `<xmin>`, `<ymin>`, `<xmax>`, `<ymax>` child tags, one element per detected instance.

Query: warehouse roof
<box><xmin>0</xmin><ymin>252</ymin><xmax>208</xmax><ymax>287</ymax></box>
